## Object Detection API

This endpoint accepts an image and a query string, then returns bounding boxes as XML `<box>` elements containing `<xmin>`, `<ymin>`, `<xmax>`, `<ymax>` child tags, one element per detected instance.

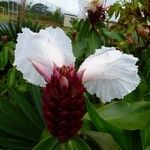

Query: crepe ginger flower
<box><xmin>14</xmin><ymin>27</ymin><xmax>140</xmax><ymax>142</ymax></box>
<box><xmin>78</xmin><ymin>0</ymin><xmax>106</xmax><ymax>25</ymax></box>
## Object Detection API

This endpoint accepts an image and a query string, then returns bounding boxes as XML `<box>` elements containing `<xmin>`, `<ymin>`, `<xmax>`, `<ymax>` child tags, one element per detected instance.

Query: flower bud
<box><xmin>136</xmin><ymin>24</ymin><xmax>150</xmax><ymax>39</ymax></box>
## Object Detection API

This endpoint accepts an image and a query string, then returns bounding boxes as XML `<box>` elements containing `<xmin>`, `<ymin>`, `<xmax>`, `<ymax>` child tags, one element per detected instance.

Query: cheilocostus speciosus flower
<box><xmin>13</xmin><ymin>27</ymin><xmax>140</xmax><ymax>141</ymax></box>
<box><xmin>78</xmin><ymin>0</ymin><xmax>106</xmax><ymax>24</ymax></box>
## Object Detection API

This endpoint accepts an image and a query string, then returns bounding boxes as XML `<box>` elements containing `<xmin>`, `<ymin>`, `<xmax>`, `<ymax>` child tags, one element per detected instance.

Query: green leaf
<box><xmin>0</xmin><ymin>45</ymin><xmax>9</xmax><ymax>70</ymax></box>
<box><xmin>86</xmin><ymin>31</ymin><xmax>100</xmax><ymax>57</ymax></box>
<box><xmin>145</xmin><ymin>146</ymin><xmax>150</xmax><ymax>150</ymax></box>
<box><xmin>0</xmin><ymin>137</ymin><xmax>34</xmax><ymax>150</ymax></box>
<box><xmin>8</xmin><ymin>88</ymin><xmax>43</xmax><ymax>131</ymax></box>
<box><xmin>101</xmin><ymin>28</ymin><xmax>125</xmax><ymax>42</ymax></box>
<box><xmin>33</xmin><ymin>136</ymin><xmax>58</xmax><ymax>150</ymax></box>
<box><xmin>141</xmin><ymin>126</ymin><xmax>150</xmax><ymax>149</ymax></box>
<box><xmin>127</xmin><ymin>23</ymin><xmax>136</xmax><ymax>33</ymax></box>
<box><xmin>108</xmin><ymin>3</ymin><xmax>121</xmax><ymax>18</ymax></box>
<box><xmin>43</xmin><ymin>137</ymin><xmax>91</xmax><ymax>150</ymax></box>
<box><xmin>0</xmin><ymin>100</ymin><xmax>41</xmax><ymax>141</ymax></box>
<box><xmin>73</xmin><ymin>40</ymin><xmax>87</xmax><ymax>59</ymax></box>
<box><xmin>78</xmin><ymin>20</ymin><xmax>90</xmax><ymax>38</ymax></box>
<box><xmin>31</xmin><ymin>85</ymin><xmax>44</xmax><ymax>122</ymax></box>
<box><xmin>84</xmin><ymin>131</ymin><xmax>120</xmax><ymax>150</ymax></box>
<box><xmin>71</xmin><ymin>137</ymin><xmax>91</xmax><ymax>150</ymax></box>
<box><xmin>97</xmin><ymin>101</ymin><xmax>150</xmax><ymax>130</ymax></box>
<box><xmin>85</xmin><ymin>94</ymin><xmax>131</xmax><ymax>150</ymax></box>
<box><xmin>40</xmin><ymin>128</ymin><xmax>51</xmax><ymax>141</ymax></box>
<box><xmin>81</xmin><ymin>119</ymin><xmax>95</xmax><ymax>131</ymax></box>
<box><xmin>7</xmin><ymin>67</ymin><xmax>16</xmax><ymax>87</ymax></box>
<box><xmin>85</xmin><ymin>95</ymin><xmax>107</xmax><ymax>132</ymax></box>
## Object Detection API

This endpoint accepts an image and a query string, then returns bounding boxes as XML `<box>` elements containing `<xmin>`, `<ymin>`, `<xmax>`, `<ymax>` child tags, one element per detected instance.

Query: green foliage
<box><xmin>33</xmin><ymin>136</ymin><xmax>58</xmax><ymax>150</ymax></box>
<box><xmin>0</xmin><ymin>21</ymin><xmax>42</xmax><ymax>42</ymax></box>
<box><xmin>71</xmin><ymin>19</ymin><xmax>126</xmax><ymax>68</ymax></box>
<box><xmin>97</xmin><ymin>101</ymin><xmax>150</xmax><ymax>130</ymax></box>
<box><xmin>141</xmin><ymin>126</ymin><xmax>150</xmax><ymax>149</ymax></box>
<box><xmin>0</xmin><ymin>41</ymin><xmax>15</xmax><ymax>70</ymax></box>
<box><xmin>53</xmin><ymin>9</ymin><xmax>64</xmax><ymax>23</ymax></box>
<box><xmin>33</xmin><ymin>136</ymin><xmax>91</xmax><ymax>150</ymax></box>
<box><xmin>0</xmin><ymin>86</ymin><xmax>45</xmax><ymax>149</ymax></box>
<box><xmin>85</xmin><ymin>94</ymin><xmax>132</xmax><ymax>150</ymax></box>
<box><xmin>84</xmin><ymin>131</ymin><xmax>120</xmax><ymax>150</ymax></box>
<box><xmin>27</xmin><ymin>7</ymin><xmax>64</xmax><ymax>25</ymax></box>
<box><xmin>106</xmin><ymin>0</ymin><xmax>150</xmax><ymax>103</ymax></box>
<box><xmin>0</xmin><ymin>20</ymin><xmax>43</xmax><ymax>99</ymax></box>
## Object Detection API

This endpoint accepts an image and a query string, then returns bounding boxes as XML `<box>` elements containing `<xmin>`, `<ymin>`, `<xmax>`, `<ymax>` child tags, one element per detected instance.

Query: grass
<box><xmin>0</xmin><ymin>12</ymin><xmax>63</xmax><ymax>27</ymax></box>
<box><xmin>0</xmin><ymin>13</ymin><xmax>9</xmax><ymax>22</ymax></box>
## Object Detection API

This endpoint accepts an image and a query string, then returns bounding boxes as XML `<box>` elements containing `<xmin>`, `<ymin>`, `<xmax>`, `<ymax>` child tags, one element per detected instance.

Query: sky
<box><xmin>1</xmin><ymin>0</ymin><xmax>117</xmax><ymax>15</ymax></box>
<box><xmin>29</xmin><ymin>0</ymin><xmax>117</xmax><ymax>15</ymax></box>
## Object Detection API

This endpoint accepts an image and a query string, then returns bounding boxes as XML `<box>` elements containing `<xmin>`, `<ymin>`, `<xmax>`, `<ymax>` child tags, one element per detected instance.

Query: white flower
<box><xmin>78</xmin><ymin>0</ymin><xmax>103</xmax><ymax>18</ymax></box>
<box><xmin>13</xmin><ymin>27</ymin><xmax>140</xmax><ymax>103</ymax></box>
<box><xmin>14</xmin><ymin>27</ymin><xmax>75</xmax><ymax>87</ymax></box>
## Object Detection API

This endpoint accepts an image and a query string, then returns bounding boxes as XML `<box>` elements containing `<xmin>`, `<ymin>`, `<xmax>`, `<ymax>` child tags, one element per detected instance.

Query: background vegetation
<box><xmin>0</xmin><ymin>1</ymin><xmax>64</xmax><ymax>25</ymax></box>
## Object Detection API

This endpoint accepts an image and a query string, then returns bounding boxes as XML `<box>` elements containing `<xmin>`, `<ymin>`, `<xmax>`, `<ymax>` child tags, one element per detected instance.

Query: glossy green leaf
<box><xmin>0</xmin><ymin>137</ymin><xmax>34</xmax><ymax>150</ymax></box>
<box><xmin>84</xmin><ymin>131</ymin><xmax>120</xmax><ymax>150</ymax></box>
<box><xmin>141</xmin><ymin>126</ymin><xmax>150</xmax><ymax>149</ymax></box>
<box><xmin>101</xmin><ymin>28</ymin><xmax>125</xmax><ymax>42</ymax></box>
<box><xmin>0</xmin><ymin>88</ymin><xmax>45</xmax><ymax>149</ymax></box>
<box><xmin>145</xmin><ymin>146</ymin><xmax>150</xmax><ymax>150</ymax></box>
<box><xmin>8</xmin><ymin>88</ymin><xmax>43</xmax><ymax>131</ymax></box>
<box><xmin>73</xmin><ymin>39</ymin><xmax>87</xmax><ymax>59</ymax></box>
<box><xmin>85</xmin><ymin>96</ymin><xmax>107</xmax><ymax>132</ymax></box>
<box><xmin>48</xmin><ymin>137</ymin><xmax>91</xmax><ymax>150</ymax></box>
<box><xmin>0</xmin><ymin>45</ymin><xmax>9</xmax><ymax>70</ymax></box>
<box><xmin>97</xmin><ymin>101</ymin><xmax>150</xmax><ymax>130</ymax></box>
<box><xmin>40</xmin><ymin>128</ymin><xmax>51</xmax><ymax>141</ymax></box>
<box><xmin>78</xmin><ymin>20</ymin><xmax>90</xmax><ymax>38</ymax></box>
<box><xmin>85</xmin><ymin>94</ymin><xmax>131</xmax><ymax>150</ymax></box>
<box><xmin>71</xmin><ymin>137</ymin><xmax>91</xmax><ymax>150</ymax></box>
<box><xmin>81</xmin><ymin>119</ymin><xmax>96</xmax><ymax>131</ymax></box>
<box><xmin>0</xmin><ymin>100</ymin><xmax>40</xmax><ymax>141</ymax></box>
<box><xmin>31</xmin><ymin>85</ymin><xmax>44</xmax><ymax>122</ymax></box>
<box><xmin>33</xmin><ymin>136</ymin><xmax>58</xmax><ymax>150</ymax></box>
<box><xmin>7</xmin><ymin>67</ymin><xmax>16</xmax><ymax>87</ymax></box>
<box><xmin>87</xmin><ymin>31</ymin><xmax>100</xmax><ymax>57</ymax></box>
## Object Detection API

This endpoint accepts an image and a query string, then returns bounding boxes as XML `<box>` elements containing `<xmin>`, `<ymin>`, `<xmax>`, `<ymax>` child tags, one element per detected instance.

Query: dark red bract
<box><xmin>42</xmin><ymin>66</ymin><xmax>85</xmax><ymax>142</ymax></box>
<box><xmin>88</xmin><ymin>6</ymin><xmax>106</xmax><ymax>26</ymax></box>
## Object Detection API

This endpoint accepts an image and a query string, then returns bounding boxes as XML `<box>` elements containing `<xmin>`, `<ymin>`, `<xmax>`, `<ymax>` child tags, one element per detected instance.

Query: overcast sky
<box><xmin>31</xmin><ymin>0</ymin><xmax>117</xmax><ymax>15</ymax></box>
<box><xmin>1</xmin><ymin>0</ymin><xmax>117</xmax><ymax>15</ymax></box>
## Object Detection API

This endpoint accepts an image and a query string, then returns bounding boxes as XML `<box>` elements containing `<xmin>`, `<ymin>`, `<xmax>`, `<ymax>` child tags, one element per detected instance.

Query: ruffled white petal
<box><xmin>79</xmin><ymin>46</ymin><xmax>140</xmax><ymax>103</ymax></box>
<box><xmin>78</xmin><ymin>0</ymin><xmax>103</xmax><ymax>18</ymax></box>
<box><xmin>13</xmin><ymin>27</ymin><xmax>75</xmax><ymax>87</ymax></box>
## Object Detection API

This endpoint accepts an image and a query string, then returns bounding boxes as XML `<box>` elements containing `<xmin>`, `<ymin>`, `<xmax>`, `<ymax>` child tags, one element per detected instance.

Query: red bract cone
<box><xmin>42</xmin><ymin>66</ymin><xmax>85</xmax><ymax>142</ymax></box>
<box><xmin>88</xmin><ymin>6</ymin><xmax>106</xmax><ymax>26</ymax></box>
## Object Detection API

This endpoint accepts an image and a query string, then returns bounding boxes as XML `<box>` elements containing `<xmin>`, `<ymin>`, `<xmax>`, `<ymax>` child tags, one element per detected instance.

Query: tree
<box><xmin>31</xmin><ymin>3</ymin><xmax>49</xmax><ymax>14</ymax></box>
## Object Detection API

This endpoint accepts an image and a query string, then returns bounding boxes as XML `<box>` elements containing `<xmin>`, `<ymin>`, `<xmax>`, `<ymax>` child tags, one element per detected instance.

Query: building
<box><xmin>64</xmin><ymin>13</ymin><xmax>78</xmax><ymax>27</ymax></box>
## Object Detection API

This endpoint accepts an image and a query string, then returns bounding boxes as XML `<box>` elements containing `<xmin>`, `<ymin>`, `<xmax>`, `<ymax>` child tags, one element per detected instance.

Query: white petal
<box><xmin>39</xmin><ymin>27</ymin><xmax>75</xmax><ymax>66</ymax></box>
<box><xmin>13</xmin><ymin>27</ymin><xmax>75</xmax><ymax>86</ymax></box>
<box><xmin>78</xmin><ymin>0</ymin><xmax>103</xmax><ymax>18</ymax></box>
<box><xmin>79</xmin><ymin>46</ymin><xmax>140</xmax><ymax>103</ymax></box>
